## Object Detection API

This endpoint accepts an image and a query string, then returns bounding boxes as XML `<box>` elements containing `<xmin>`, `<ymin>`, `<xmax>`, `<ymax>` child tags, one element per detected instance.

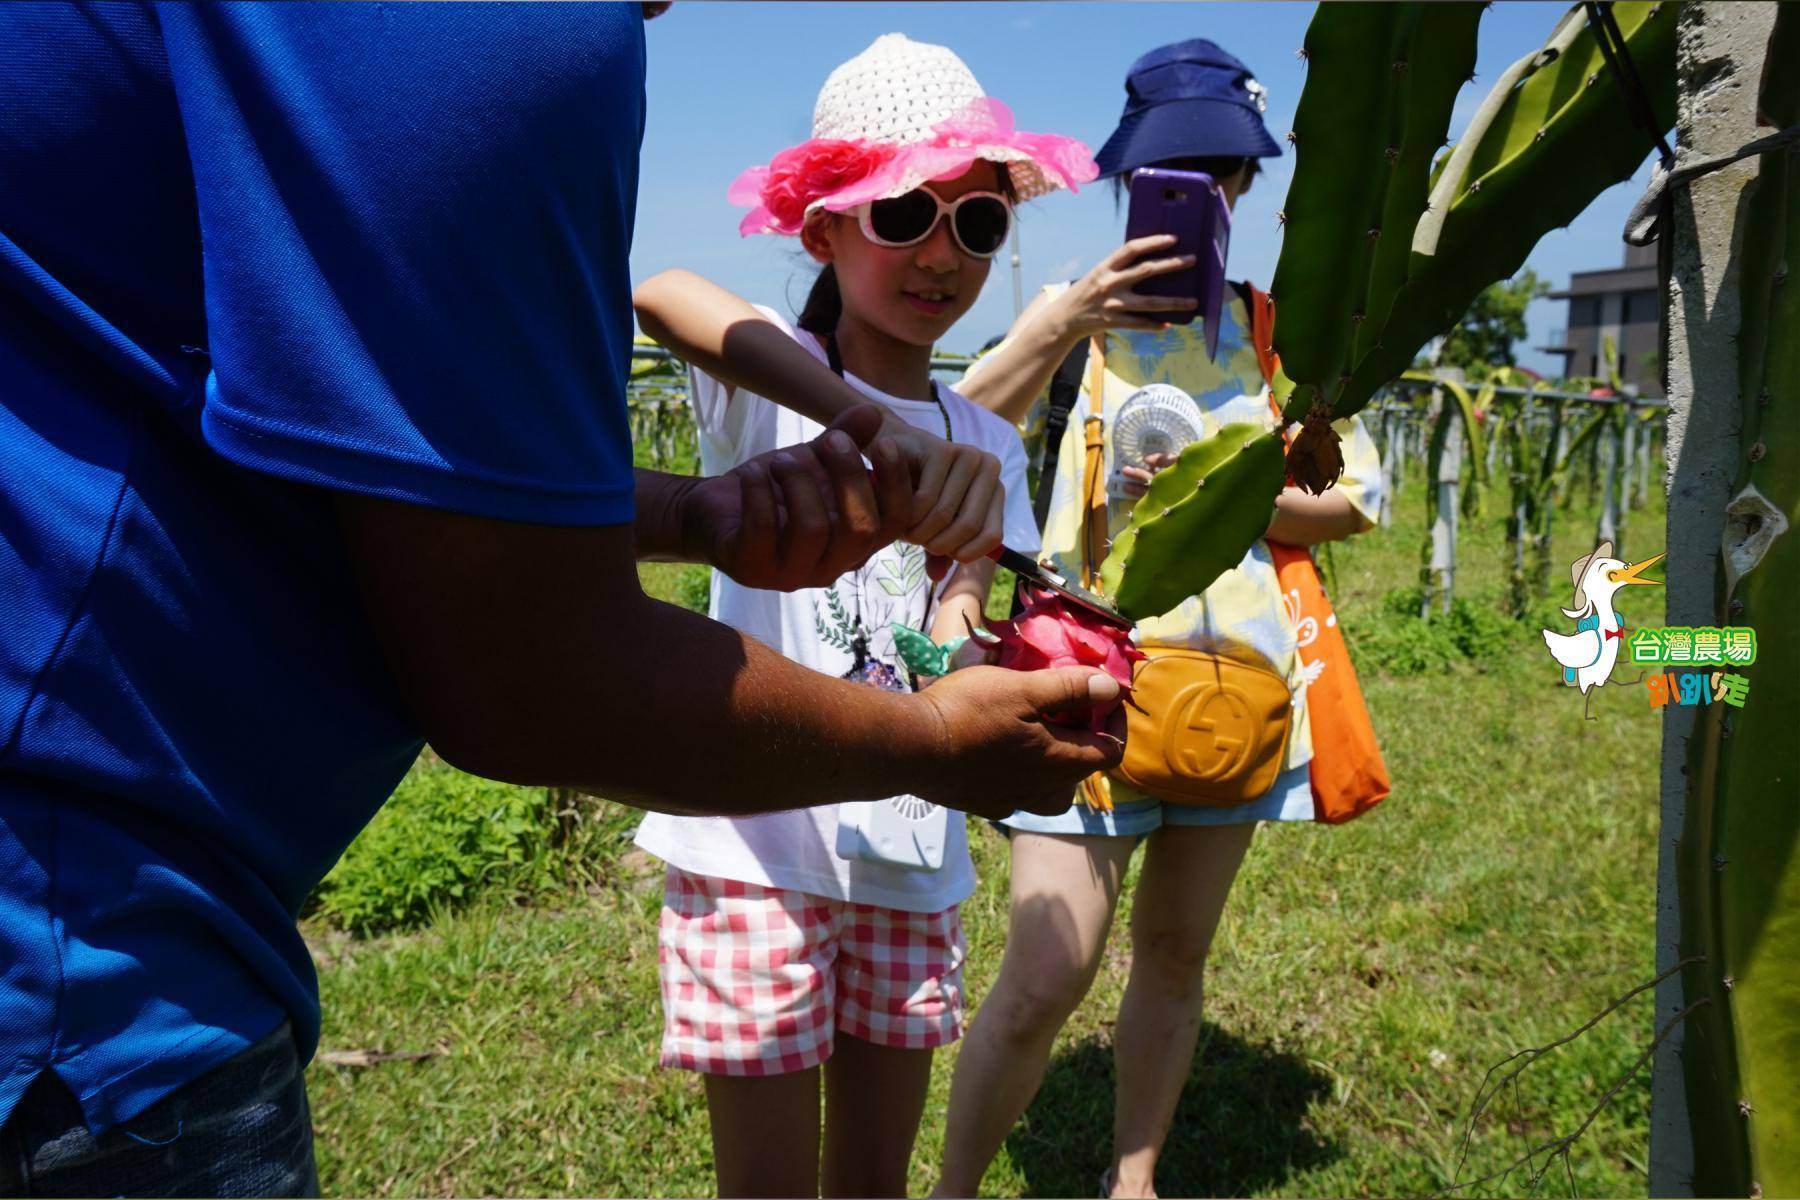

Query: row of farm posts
<box><xmin>627</xmin><ymin>380</ymin><xmax>696</xmax><ymax>473</ymax></box>
<box><xmin>1362</xmin><ymin>373</ymin><xmax>1666</xmax><ymax>620</ymax></box>
<box><xmin>624</xmin><ymin>346</ymin><xmax>1665</xmax><ymax>624</ymax></box>
<box><xmin>627</xmin><ymin>343</ymin><xmax>697</xmax><ymax>472</ymax></box>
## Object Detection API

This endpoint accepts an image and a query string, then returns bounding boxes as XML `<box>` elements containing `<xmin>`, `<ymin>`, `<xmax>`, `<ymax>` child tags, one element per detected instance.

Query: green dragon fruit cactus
<box><xmin>1270</xmin><ymin>1</ymin><xmax>1482</xmax><ymax>491</ymax></box>
<box><xmin>1272</xmin><ymin>0</ymin><xmax>1675</xmax><ymax>492</ymax></box>
<box><xmin>1490</xmin><ymin>379</ymin><xmax>1613</xmax><ymax>617</ymax></box>
<box><xmin>1098</xmin><ymin>423</ymin><xmax>1287</xmax><ymax>621</ymax></box>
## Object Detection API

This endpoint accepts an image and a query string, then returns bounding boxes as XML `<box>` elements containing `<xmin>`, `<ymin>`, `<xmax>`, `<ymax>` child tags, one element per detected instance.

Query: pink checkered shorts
<box><xmin>656</xmin><ymin>867</ymin><xmax>966</xmax><ymax>1076</ymax></box>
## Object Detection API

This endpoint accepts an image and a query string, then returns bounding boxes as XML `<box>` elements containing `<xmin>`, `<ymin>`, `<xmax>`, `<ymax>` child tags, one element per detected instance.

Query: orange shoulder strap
<box><xmin>1247</xmin><ymin>281</ymin><xmax>1292</xmax><ymax>445</ymax></box>
<box><xmin>1248</xmin><ymin>281</ymin><xmax>1279</xmax><ymax>391</ymax></box>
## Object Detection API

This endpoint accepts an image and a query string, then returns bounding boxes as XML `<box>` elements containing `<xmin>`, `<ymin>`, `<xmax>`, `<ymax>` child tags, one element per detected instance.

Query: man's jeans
<box><xmin>0</xmin><ymin>1022</ymin><xmax>318</xmax><ymax>1197</ymax></box>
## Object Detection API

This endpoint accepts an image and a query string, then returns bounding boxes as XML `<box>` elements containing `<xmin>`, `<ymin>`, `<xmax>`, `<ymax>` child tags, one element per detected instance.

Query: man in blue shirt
<box><xmin>0</xmin><ymin>5</ymin><xmax>1124</xmax><ymax>1193</ymax></box>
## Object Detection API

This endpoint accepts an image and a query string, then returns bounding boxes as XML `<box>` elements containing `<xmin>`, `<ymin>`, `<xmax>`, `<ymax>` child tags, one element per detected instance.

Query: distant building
<box><xmin>1538</xmin><ymin>242</ymin><xmax>1663</xmax><ymax>395</ymax></box>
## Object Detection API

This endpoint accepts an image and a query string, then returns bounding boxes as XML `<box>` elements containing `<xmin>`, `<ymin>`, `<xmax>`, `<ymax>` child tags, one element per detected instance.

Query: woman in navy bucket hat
<box><xmin>1094</xmin><ymin>39</ymin><xmax>1283</xmax><ymax>176</ymax></box>
<box><xmin>941</xmin><ymin>39</ymin><xmax>1385</xmax><ymax>1200</ymax></box>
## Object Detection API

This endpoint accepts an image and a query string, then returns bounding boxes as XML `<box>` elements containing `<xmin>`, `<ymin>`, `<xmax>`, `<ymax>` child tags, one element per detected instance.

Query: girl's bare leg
<box><xmin>821</xmin><ymin>1032</ymin><xmax>936</xmax><ymax>1198</ymax></box>
<box><xmin>705</xmin><ymin>1066</ymin><xmax>822</xmax><ymax>1198</ymax></box>
<box><xmin>1107</xmin><ymin>822</ymin><xmax>1256</xmax><ymax>1199</ymax></box>
<box><xmin>935</xmin><ymin>831</ymin><xmax>1136</xmax><ymax>1197</ymax></box>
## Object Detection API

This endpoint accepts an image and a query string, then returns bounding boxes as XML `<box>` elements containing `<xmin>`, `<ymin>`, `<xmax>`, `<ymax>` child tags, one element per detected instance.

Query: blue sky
<box><xmin>630</xmin><ymin>2</ymin><xmax>1654</xmax><ymax>376</ymax></box>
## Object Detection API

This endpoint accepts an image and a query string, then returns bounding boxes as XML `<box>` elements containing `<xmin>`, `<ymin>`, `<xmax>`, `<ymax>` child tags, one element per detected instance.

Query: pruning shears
<box><xmin>987</xmin><ymin>545</ymin><xmax>1133</xmax><ymax>631</ymax></box>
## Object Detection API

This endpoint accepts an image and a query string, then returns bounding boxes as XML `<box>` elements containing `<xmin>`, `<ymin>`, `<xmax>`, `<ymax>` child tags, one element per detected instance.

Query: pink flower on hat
<box><xmin>728</xmin><ymin>139</ymin><xmax>897</xmax><ymax>237</ymax></box>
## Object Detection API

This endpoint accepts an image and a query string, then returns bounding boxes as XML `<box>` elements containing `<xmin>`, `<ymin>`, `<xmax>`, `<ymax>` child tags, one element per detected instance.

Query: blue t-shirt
<box><xmin>0</xmin><ymin>2</ymin><xmax>643</xmax><ymax>1131</ymax></box>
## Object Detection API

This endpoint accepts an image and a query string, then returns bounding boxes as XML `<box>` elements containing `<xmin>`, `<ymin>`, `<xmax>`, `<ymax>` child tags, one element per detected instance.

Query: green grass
<box><xmin>307</xmin><ymin>759</ymin><xmax>643</xmax><ymax>936</ymax></box>
<box><xmin>304</xmin><ymin>468</ymin><xmax>1668</xmax><ymax>1198</ymax></box>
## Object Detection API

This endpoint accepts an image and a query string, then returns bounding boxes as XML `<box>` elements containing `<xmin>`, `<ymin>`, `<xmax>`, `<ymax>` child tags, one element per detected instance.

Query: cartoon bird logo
<box><xmin>1541</xmin><ymin>540</ymin><xmax>1664</xmax><ymax>719</ymax></box>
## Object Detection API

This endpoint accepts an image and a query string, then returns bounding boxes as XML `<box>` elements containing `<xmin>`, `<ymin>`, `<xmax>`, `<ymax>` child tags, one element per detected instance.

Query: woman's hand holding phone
<box><xmin>1047</xmin><ymin>235</ymin><xmax>1198</xmax><ymax>340</ymax></box>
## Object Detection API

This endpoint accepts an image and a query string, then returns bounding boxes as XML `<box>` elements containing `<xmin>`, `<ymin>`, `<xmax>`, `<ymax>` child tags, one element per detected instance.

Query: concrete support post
<box><xmin>1651</xmin><ymin>4</ymin><xmax>1777</xmax><ymax>1194</ymax></box>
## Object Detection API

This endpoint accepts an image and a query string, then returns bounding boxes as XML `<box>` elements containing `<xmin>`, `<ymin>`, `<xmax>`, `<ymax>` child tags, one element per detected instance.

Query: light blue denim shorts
<box><xmin>999</xmin><ymin>761</ymin><xmax>1315</xmax><ymax>838</ymax></box>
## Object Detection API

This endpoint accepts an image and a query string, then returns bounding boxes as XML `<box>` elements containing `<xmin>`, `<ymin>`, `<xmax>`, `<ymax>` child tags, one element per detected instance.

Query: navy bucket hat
<box><xmin>1093</xmin><ymin>39</ymin><xmax>1282</xmax><ymax>178</ymax></box>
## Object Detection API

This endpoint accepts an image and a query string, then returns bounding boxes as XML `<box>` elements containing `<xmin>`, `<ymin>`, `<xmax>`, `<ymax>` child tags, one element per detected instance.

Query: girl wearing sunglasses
<box><xmin>630</xmin><ymin>34</ymin><xmax>1097</xmax><ymax>1199</ymax></box>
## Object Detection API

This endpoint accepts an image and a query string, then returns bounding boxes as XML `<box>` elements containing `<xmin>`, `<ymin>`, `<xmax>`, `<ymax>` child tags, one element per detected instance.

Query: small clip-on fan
<box><xmin>1108</xmin><ymin>385</ymin><xmax>1204</xmax><ymax>500</ymax></box>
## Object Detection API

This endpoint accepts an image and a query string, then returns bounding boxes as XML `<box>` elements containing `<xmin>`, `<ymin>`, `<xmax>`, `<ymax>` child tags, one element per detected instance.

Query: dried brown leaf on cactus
<box><xmin>1286</xmin><ymin>401</ymin><xmax>1345</xmax><ymax>495</ymax></box>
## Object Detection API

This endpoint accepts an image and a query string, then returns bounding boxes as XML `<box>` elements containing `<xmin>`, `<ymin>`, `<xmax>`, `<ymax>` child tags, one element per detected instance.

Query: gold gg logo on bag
<box><xmin>1165</xmin><ymin>679</ymin><xmax>1260</xmax><ymax>780</ymax></box>
<box><xmin>1112</xmin><ymin>648</ymin><xmax>1291</xmax><ymax>807</ymax></box>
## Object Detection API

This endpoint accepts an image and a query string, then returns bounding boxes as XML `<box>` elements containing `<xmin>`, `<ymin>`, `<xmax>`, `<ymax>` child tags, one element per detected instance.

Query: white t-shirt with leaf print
<box><xmin>633</xmin><ymin>306</ymin><xmax>1039</xmax><ymax>912</ymax></box>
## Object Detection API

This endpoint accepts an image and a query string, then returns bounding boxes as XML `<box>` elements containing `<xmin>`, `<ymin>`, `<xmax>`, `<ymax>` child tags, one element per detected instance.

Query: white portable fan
<box><xmin>837</xmin><ymin>796</ymin><xmax>947</xmax><ymax>872</ymax></box>
<box><xmin>1108</xmin><ymin>384</ymin><xmax>1204</xmax><ymax>499</ymax></box>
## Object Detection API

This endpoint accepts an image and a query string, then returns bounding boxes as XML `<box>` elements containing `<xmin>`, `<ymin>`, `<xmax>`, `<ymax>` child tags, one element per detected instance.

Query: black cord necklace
<box><xmin>825</xmin><ymin>331</ymin><xmax>952</xmax><ymax>440</ymax></box>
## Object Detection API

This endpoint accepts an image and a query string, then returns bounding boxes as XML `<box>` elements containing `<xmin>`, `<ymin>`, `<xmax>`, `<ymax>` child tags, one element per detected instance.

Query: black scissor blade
<box><xmin>991</xmin><ymin>546</ymin><xmax>1133</xmax><ymax>630</ymax></box>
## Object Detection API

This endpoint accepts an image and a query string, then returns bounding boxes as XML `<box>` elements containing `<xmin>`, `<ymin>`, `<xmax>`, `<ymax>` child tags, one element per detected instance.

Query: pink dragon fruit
<box><xmin>984</xmin><ymin>587</ymin><xmax>1143</xmax><ymax>732</ymax></box>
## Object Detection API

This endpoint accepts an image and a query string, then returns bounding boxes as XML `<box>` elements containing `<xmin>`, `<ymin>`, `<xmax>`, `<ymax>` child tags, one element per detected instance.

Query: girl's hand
<box><xmin>876</xmin><ymin>412</ymin><xmax>1005</xmax><ymax>578</ymax></box>
<box><xmin>1049</xmin><ymin>235</ymin><xmax>1199</xmax><ymax>340</ymax></box>
<box><xmin>1115</xmin><ymin>451</ymin><xmax>1178</xmax><ymax>500</ymax></box>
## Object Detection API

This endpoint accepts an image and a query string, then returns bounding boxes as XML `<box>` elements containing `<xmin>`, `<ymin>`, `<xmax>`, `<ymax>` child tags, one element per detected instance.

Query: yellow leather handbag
<box><xmin>1073</xmin><ymin>336</ymin><xmax>1291</xmax><ymax>811</ymax></box>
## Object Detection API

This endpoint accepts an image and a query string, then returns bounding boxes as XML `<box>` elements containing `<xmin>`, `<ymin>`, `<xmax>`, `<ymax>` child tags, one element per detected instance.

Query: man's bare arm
<box><xmin>334</xmin><ymin>498</ymin><xmax>1122</xmax><ymax>819</ymax></box>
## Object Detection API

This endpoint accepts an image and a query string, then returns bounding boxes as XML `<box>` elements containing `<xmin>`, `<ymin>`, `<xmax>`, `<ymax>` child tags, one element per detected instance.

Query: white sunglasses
<box><xmin>852</xmin><ymin>189</ymin><xmax>1015</xmax><ymax>259</ymax></box>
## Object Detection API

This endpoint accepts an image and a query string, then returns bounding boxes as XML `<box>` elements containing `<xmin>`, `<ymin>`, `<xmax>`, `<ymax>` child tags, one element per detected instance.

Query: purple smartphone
<box><xmin>1123</xmin><ymin>167</ymin><xmax>1232</xmax><ymax>359</ymax></box>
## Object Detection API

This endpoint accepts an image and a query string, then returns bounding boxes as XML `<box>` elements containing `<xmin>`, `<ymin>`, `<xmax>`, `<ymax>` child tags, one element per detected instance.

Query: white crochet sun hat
<box><xmin>729</xmin><ymin>34</ymin><xmax>1097</xmax><ymax>236</ymax></box>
